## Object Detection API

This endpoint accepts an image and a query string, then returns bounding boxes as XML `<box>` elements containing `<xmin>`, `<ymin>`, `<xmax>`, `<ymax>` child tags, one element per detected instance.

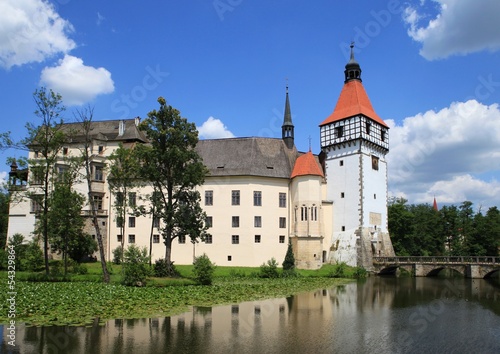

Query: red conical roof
<box><xmin>291</xmin><ymin>151</ymin><xmax>324</xmax><ymax>178</ymax></box>
<box><xmin>433</xmin><ymin>197</ymin><xmax>438</xmax><ymax>211</ymax></box>
<box><xmin>319</xmin><ymin>80</ymin><xmax>388</xmax><ymax>128</ymax></box>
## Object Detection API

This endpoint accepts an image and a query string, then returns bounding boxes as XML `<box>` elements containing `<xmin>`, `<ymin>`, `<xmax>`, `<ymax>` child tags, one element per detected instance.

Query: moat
<box><xmin>3</xmin><ymin>276</ymin><xmax>500</xmax><ymax>354</ymax></box>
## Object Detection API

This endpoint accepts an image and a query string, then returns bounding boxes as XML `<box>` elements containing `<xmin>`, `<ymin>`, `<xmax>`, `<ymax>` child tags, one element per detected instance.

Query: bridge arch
<box><xmin>425</xmin><ymin>266</ymin><xmax>466</xmax><ymax>277</ymax></box>
<box><xmin>483</xmin><ymin>268</ymin><xmax>500</xmax><ymax>279</ymax></box>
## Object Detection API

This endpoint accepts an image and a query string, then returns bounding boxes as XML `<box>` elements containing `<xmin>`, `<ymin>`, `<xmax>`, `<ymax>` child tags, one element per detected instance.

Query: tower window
<box><xmin>232</xmin><ymin>216</ymin><xmax>240</xmax><ymax>228</ymax></box>
<box><xmin>279</xmin><ymin>235</ymin><xmax>285</xmax><ymax>243</ymax></box>
<box><xmin>339</xmin><ymin>160</ymin><xmax>344</xmax><ymax>167</ymax></box>
<box><xmin>334</xmin><ymin>126</ymin><xmax>344</xmax><ymax>138</ymax></box>
<box><xmin>254</xmin><ymin>216</ymin><xmax>262</xmax><ymax>228</ymax></box>
<box><xmin>381</xmin><ymin>130</ymin><xmax>386</xmax><ymax>142</ymax></box>
<box><xmin>366</xmin><ymin>122</ymin><xmax>371</xmax><ymax>135</ymax></box>
<box><xmin>372</xmin><ymin>156</ymin><xmax>379</xmax><ymax>171</ymax></box>
<box><xmin>341</xmin><ymin>192</ymin><xmax>345</xmax><ymax>198</ymax></box>
<box><xmin>254</xmin><ymin>235</ymin><xmax>261</xmax><ymax>243</ymax></box>
<box><xmin>301</xmin><ymin>206</ymin><xmax>308</xmax><ymax>221</ymax></box>
<box><xmin>341</xmin><ymin>226</ymin><xmax>345</xmax><ymax>231</ymax></box>
<box><xmin>231</xmin><ymin>235</ymin><xmax>239</xmax><ymax>244</ymax></box>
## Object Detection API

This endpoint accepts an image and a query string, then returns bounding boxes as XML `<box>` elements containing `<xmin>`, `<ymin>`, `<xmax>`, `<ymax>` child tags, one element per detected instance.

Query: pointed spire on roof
<box><xmin>282</xmin><ymin>80</ymin><xmax>294</xmax><ymax>149</ymax></box>
<box><xmin>433</xmin><ymin>197</ymin><xmax>438</xmax><ymax>211</ymax></box>
<box><xmin>344</xmin><ymin>42</ymin><xmax>362</xmax><ymax>83</ymax></box>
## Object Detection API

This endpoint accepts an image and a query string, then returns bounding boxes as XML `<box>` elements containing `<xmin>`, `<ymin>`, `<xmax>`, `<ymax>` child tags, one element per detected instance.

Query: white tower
<box><xmin>319</xmin><ymin>45</ymin><xmax>394</xmax><ymax>269</ymax></box>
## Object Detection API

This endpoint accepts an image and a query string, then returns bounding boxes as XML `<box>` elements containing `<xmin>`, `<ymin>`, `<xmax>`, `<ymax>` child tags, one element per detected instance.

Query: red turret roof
<box><xmin>291</xmin><ymin>151</ymin><xmax>324</xmax><ymax>178</ymax></box>
<box><xmin>319</xmin><ymin>80</ymin><xmax>388</xmax><ymax>128</ymax></box>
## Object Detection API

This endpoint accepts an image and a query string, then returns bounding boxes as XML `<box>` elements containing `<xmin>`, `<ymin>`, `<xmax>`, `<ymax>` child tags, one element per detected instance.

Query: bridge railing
<box><xmin>373</xmin><ymin>256</ymin><xmax>499</xmax><ymax>265</ymax></box>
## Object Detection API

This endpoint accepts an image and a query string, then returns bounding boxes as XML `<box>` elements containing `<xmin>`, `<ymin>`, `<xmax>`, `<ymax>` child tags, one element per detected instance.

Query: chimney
<box><xmin>118</xmin><ymin>120</ymin><xmax>125</xmax><ymax>136</ymax></box>
<box><xmin>135</xmin><ymin>117</ymin><xmax>141</xmax><ymax>126</ymax></box>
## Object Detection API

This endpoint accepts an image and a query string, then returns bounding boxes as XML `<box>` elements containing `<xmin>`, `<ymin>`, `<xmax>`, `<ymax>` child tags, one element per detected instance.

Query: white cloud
<box><xmin>197</xmin><ymin>117</ymin><xmax>235</xmax><ymax>139</ymax></box>
<box><xmin>97</xmin><ymin>12</ymin><xmax>105</xmax><ymax>26</ymax></box>
<box><xmin>40</xmin><ymin>55</ymin><xmax>114</xmax><ymax>106</ymax></box>
<box><xmin>403</xmin><ymin>0</ymin><xmax>500</xmax><ymax>60</ymax></box>
<box><xmin>0</xmin><ymin>0</ymin><xmax>75</xmax><ymax>69</ymax></box>
<box><xmin>388</xmin><ymin>100</ymin><xmax>500</xmax><ymax>207</ymax></box>
<box><xmin>0</xmin><ymin>171</ymin><xmax>7</xmax><ymax>186</ymax></box>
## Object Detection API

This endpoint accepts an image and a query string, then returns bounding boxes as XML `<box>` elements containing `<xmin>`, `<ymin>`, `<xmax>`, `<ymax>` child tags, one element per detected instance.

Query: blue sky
<box><xmin>1</xmin><ymin>0</ymin><xmax>500</xmax><ymax>209</ymax></box>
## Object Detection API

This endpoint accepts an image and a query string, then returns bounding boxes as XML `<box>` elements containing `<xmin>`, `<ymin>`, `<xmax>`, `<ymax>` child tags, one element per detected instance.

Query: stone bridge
<box><xmin>372</xmin><ymin>256</ymin><xmax>500</xmax><ymax>279</ymax></box>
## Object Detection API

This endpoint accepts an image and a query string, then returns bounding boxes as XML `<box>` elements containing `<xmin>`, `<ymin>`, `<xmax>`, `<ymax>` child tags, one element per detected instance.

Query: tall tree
<box><xmin>46</xmin><ymin>164</ymin><xmax>94</xmax><ymax>274</ymax></box>
<box><xmin>135</xmin><ymin>97</ymin><xmax>209</xmax><ymax>273</ymax></box>
<box><xmin>74</xmin><ymin>106</ymin><xmax>110</xmax><ymax>283</ymax></box>
<box><xmin>24</xmin><ymin>88</ymin><xmax>67</xmax><ymax>275</ymax></box>
<box><xmin>108</xmin><ymin>143</ymin><xmax>140</xmax><ymax>261</ymax></box>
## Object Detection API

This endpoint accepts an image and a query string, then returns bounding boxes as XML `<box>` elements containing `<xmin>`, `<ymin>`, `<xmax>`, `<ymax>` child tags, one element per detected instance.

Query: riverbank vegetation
<box><xmin>0</xmin><ymin>262</ymin><xmax>356</xmax><ymax>326</ymax></box>
<box><xmin>389</xmin><ymin>198</ymin><xmax>500</xmax><ymax>257</ymax></box>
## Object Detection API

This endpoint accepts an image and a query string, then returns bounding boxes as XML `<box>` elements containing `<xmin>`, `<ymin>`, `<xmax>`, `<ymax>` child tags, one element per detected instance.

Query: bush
<box><xmin>122</xmin><ymin>245</ymin><xmax>151</xmax><ymax>286</ymax></box>
<box><xmin>353</xmin><ymin>266</ymin><xmax>367</xmax><ymax>279</ymax></box>
<box><xmin>260</xmin><ymin>258</ymin><xmax>280</xmax><ymax>278</ymax></box>
<box><xmin>23</xmin><ymin>240</ymin><xmax>44</xmax><ymax>272</ymax></box>
<box><xmin>112</xmin><ymin>246</ymin><xmax>123</xmax><ymax>265</ymax></box>
<box><xmin>192</xmin><ymin>253</ymin><xmax>216</xmax><ymax>285</ymax></box>
<box><xmin>8</xmin><ymin>234</ymin><xmax>28</xmax><ymax>270</ymax></box>
<box><xmin>154</xmin><ymin>258</ymin><xmax>180</xmax><ymax>278</ymax></box>
<box><xmin>72</xmin><ymin>262</ymin><xmax>88</xmax><ymax>275</ymax></box>
<box><xmin>330</xmin><ymin>262</ymin><xmax>347</xmax><ymax>278</ymax></box>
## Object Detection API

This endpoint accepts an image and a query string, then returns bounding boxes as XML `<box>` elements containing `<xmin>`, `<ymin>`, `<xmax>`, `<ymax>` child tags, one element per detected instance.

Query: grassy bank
<box><xmin>0</xmin><ymin>263</ymin><xmax>357</xmax><ymax>326</ymax></box>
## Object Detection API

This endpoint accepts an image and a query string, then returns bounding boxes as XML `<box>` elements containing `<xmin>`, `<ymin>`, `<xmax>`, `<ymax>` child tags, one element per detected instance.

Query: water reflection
<box><xmin>2</xmin><ymin>277</ymin><xmax>500</xmax><ymax>354</ymax></box>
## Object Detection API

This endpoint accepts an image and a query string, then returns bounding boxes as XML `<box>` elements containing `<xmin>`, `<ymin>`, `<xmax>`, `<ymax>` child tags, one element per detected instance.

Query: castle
<box><xmin>7</xmin><ymin>47</ymin><xmax>395</xmax><ymax>270</ymax></box>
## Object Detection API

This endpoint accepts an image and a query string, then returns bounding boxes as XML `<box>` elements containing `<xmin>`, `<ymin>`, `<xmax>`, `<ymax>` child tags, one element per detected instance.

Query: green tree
<box><xmin>0</xmin><ymin>188</ymin><xmax>9</xmax><ymax>250</ymax></box>
<box><xmin>388</xmin><ymin>197</ymin><xmax>414</xmax><ymax>255</ymax></box>
<box><xmin>135</xmin><ymin>97</ymin><xmax>209</xmax><ymax>274</ymax></box>
<box><xmin>74</xmin><ymin>106</ymin><xmax>110</xmax><ymax>283</ymax></box>
<box><xmin>282</xmin><ymin>242</ymin><xmax>295</xmax><ymax>271</ymax></box>
<box><xmin>122</xmin><ymin>245</ymin><xmax>151</xmax><ymax>286</ymax></box>
<box><xmin>47</xmin><ymin>176</ymin><xmax>93</xmax><ymax>274</ymax></box>
<box><xmin>108</xmin><ymin>143</ymin><xmax>140</xmax><ymax>262</ymax></box>
<box><xmin>23</xmin><ymin>88</ymin><xmax>67</xmax><ymax>275</ymax></box>
<box><xmin>192</xmin><ymin>253</ymin><xmax>216</xmax><ymax>285</ymax></box>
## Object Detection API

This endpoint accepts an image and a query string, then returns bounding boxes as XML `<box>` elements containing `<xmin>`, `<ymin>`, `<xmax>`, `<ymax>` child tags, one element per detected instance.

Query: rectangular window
<box><xmin>128</xmin><ymin>234</ymin><xmax>135</xmax><ymax>243</ymax></box>
<box><xmin>179</xmin><ymin>235</ymin><xmax>186</xmax><ymax>244</ymax></box>
<box><xmin>254</xmin><ymin>235</ymin><xmax>261</xmax><ymax>243</ymax></box>
<box><xmin>335</xmin><ymin>126</ymin><xmax>344</xmax><ymax>138</ymax></box>
<box><xmin>115</xmin><ymin>192</ymin><xmax>124</xmax><ymax>206</ymax></box>
<box><xmin>232</xmin><ymin>216</ymin><xmax>239</xmax><ymax>228</ymax></box>
<box><xmin>341</xmin><ymin>192</ymin><xmax>345</xmax><ymax>198</ymax></box>
<box><xmin>341</xmin><ymin>226</ymin><xmax>346</xmax><ymax>231</ymax></box>
<box><xmin>205</xmin><ymin>190</ymin><xmax>213</xmax><ymax>206</ymax></box>
<box><xmin>279</xmin><ymin>235</ymin><xmax>285</xmax><ymax>244</ymax></box>
<box><xmin>30</xmin><ymin>197</ymin><xmax>42</xmax><ymax>213</ymax></box>
<box><xmin>253</xmin><ymin>191</ymin><xmax>262</xmax><ymax>206</ymax></box>
<box><xmin>128</xmin><ymin>192</ymin><xmax>136</xmax><ymax>207</ymax></box>
<box><xmin>93</xmin><ymin>195</ymin><xmax>103</xmax><ymax>210</ymax></box>
<box><xmin>366</xmin><ymin>122</ymin><xmax>371</xmax><ymax>135</ymax></box>
<box><xmin>117</xmin><ymin>234</ymin><xmax>123</xmax><ymax>243</ymax></box>
<box><xmin>279</xmin><ymin>193</ymin><xmax>286</xmax><ymax>208</ymax></box>
<box><xmin>339</xmin><ymin>160</ymin><xmax>344</xmax><ymax>167</ymax></box>
<box><xmin>94</xmin><ymin>165</ymin><xmax>104</xmax><ymax>181</ymax></box>
<box><xmin>30</xmin><ymin>167</ymin><xmax>44</xmax><ymax>185</ymax></box>
<box><xmin>206</xmin><ymin>216</ymin><xmax>213</xmax><ymax>228</ymax></box>
<box><xmin>205</xmin><ymin>235</ymin><xmax>213</xmax><ymax>244</ymax></box>
<box><xmin>128</xmin><ymin>217</ymin><xmax>136</xmax><ymax>228</ymax></box>
<box><xmin>231</xmin><ymin>190</ymin><xmax>240</xmax><ymax>205</ymax></box>
<box><xmin>232</xmin><ymin>235</ymin><xmax>239</xmax><ymax>244</ymax></box>
<box><xmin>381</xmin><ymin>130</ymin><xmax>386</xmax><ymax>142</ymax></box>
<box><xmin>279</xmin><ymin>217</ymin><xmax>286</xmax><ymax>228</ymax></box>
<box><xmin>153</xmin><ymin>234</ymin><xmax>160</xmax><ymax>243</ymax></box>
<box><xmin>254</xmin><ymin>216</ymin><xmax>262</xmax><ymax>228</ymax></box>
<box><xmin>301</xmin><ymin>206</ymin><xmax>308</xmax><ymax>221</ymax></box>
<box><xmin>153</xmin><ymin>217</ymin><xmax>160</xmax><ymax>228</ymax></box>
<box><xmin>98</xmin><ymin>145</ymin><xmax>104</xmax><ymax>154</ymax></box>
<box><xmin>56</xmin><ymin>165</ymin><xmax>68</xmax><ymax>182</ymax></box>
<box><xmin>63</xmin><ymin>147</ymin><xmax>68</xmax><ymax>155</ymax></box>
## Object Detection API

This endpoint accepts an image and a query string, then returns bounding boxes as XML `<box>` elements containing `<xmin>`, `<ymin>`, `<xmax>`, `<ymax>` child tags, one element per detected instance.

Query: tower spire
<box><xmin>344</xmin><ymin>42</ymin><xmax>362</xmax><ymax>83</ymax></box>
<box><xmin>282</xmin><ymin>80</ymin><xmax>294</xmax><ymax>149</ymax></box>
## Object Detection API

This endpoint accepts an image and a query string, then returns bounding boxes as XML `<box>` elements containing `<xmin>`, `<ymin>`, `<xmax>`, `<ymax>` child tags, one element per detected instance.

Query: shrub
<box><xmin>330</xmin><ymin>262</ymin><xmax>347</xmax><ymax>278</ymax></box>
<box><xmin>353</xmin><ymin>266</ymin><xmax>367</xmax><ymax>279</ymax></box>
<box><xmin>72</xmin><ymin>262</ymin><xmax>88</xmax><ymax>275</ymax></box>
<box><xmin>260</xmin><ymin>258</ymin><xmax>280</xmax><ymax>278</ymax></box>
<box><xmin>23</xmin><ymin>240</ymin><xmax>44</xmax><ymax>272</ymax></box>
<box><xmin>122</xmin><ymin>245</ymin><xmax>151</xmax><ymax>286</ymax></box>
<box><xmin>112</xmin><ymin>246</ymin><xmax>123</xmax><ymax>265</ymax></box>
<box><xmin>8</xmin><ymin>234</ymin><xmax>28</xmax><ymax>270</ymax></box>
<box><xmin>192</xmin><ymin>253</ymin><xmax>216</xmax><ymax>285</ymax></box>
<box><xmin>154</xmin><ymin>258</ymin><xmax>180</xmax><ymax>277</ymax></box>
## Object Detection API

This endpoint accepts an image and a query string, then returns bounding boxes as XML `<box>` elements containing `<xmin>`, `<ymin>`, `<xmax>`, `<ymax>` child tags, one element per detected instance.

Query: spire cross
<box><xmin>285</xmin><ymin>77</ymin><xmax>289</xmax><ymax>93</ymax></box>
<box><xmin>308</xmin><ymin>135</ymin><xmax>312</xmax><ymax>152</ymax></box>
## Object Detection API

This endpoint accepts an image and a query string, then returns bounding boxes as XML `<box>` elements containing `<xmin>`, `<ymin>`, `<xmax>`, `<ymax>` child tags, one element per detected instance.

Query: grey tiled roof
<box><xmin>196</xmin><ymin>137</ymin><xmax>298</xmax><ymax>178</ymax></box>
<box><xmin>62</xmin><ymin>119</ymin><xmax>148</xmax><ymax>143</ymax></box>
